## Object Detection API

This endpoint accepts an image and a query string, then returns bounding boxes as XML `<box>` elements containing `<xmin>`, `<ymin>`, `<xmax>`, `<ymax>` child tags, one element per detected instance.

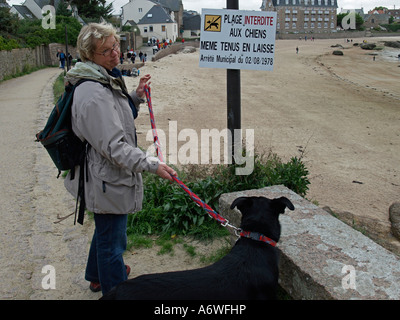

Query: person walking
<box><xmin>59</xmin><ymin>49</ymin><xmax>66</xmax><ymax>69</ymax></box>
<box><xmin>64</xmin><ymin>22</ymin><xmax>177</xmax><ymax>295</ymax></box>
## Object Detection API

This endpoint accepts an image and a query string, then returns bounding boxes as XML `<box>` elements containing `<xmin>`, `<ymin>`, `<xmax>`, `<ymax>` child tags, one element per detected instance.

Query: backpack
<box><xmin>36</xmin><ymin>79</ymin><xmax>98</xmax><ymax>225</ymax></box>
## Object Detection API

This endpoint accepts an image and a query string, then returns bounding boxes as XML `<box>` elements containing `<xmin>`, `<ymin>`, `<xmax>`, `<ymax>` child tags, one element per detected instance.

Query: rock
<box><xmin>360</xmin><ymin>43</ymin><xmax>376</xmax><ymax>50</ymax></box>
<box><xmin>331</xmin><ymin>44</ymin><xmax>343</xmax><ymax>48</ymax></box>
<box><xmin>332</xmin><ymin>50</ymin><xmax>343</xmax><ymax>56</ymax></box>
<box><xmin>384</xmin><ymin>41</ymin><xmax>400</xmax><ymax>49</ymax></box>
<box><xmin>389</xmin><ymin>202</ymin><xmax>400</xmax><ymax>240</ymax></box>
<box><xmin>181</xmin><ymin>46</ymin><xmax>196</xmax><ymax>54</ymax></box>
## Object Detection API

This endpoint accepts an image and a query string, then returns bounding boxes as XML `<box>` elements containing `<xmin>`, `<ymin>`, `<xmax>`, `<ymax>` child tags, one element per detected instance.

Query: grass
<box><xmin>128</xmin><ymin>150</ymin><xmax>310</xmax><ymax>241</ymax></box>
<box><xmin>53</xmin><ymin>72</ymin><xmax>65</xmax><ymax>103</ymax></box>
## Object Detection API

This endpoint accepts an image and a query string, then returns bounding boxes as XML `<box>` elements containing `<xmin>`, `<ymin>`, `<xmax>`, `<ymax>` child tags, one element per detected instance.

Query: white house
<box><xmin>121</xmin><ymin>0</ymin><xmax>155</xmax><ymax>26</ymax></box>
<box><xmin>137</xmin><ymin>4</ymin><xmax>178</xmax><ymax>42</ymax></box>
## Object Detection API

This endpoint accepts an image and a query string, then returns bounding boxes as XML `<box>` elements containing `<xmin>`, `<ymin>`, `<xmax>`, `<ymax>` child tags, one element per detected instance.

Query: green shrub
<box><xmin>127</xmin><ymin>150</ymin><xmax>310</xmax><ymax>239</ymax></box>
<box><xmin>0</xmin><ymin>36</ymin><xmax>20</xmax><ymax>51</ymax></box>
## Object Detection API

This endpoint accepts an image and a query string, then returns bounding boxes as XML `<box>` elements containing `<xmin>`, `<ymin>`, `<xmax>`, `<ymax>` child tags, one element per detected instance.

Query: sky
<box><xmin>5</xmin><ymin>0</ymin><xmax>400</xmax><ymax>14</ymax></box>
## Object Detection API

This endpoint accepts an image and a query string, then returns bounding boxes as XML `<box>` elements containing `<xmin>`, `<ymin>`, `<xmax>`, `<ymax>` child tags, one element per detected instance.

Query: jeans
<box><xmin>85</xmin><ymin>213</ymin><xmax>128</xmax><ymax>295</ymax></box>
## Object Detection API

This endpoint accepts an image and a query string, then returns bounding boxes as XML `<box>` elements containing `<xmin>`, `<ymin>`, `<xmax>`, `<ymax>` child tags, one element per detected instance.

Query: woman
<box><xmin>64</xmin><ymin>22</ymin><xmax>176</xmax><ymax>295</ymax></box>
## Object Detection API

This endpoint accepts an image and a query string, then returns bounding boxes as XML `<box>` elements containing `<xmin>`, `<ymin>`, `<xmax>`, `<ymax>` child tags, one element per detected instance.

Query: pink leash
<box><xmin>144</xmin><ymin>85</ymin><xmax>230</xmax><ymax>226</ymax></box>
<box><xmin>143</xmin><ymin>85</ymin><xmax>279</xmax><ymax>247</ymax></box>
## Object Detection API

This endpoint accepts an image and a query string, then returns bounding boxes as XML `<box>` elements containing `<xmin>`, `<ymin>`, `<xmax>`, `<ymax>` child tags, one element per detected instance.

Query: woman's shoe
<box><xmin>89</xmin><ymin>265</ymin><xmax>131</xmax><ymax>293</ymax></box>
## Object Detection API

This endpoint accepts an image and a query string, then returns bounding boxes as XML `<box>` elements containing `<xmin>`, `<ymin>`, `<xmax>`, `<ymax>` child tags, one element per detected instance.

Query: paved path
<box><xmin>0</xmin><ymin>68</ymin><xmax>99</xmax><ymax>299</ymax></box>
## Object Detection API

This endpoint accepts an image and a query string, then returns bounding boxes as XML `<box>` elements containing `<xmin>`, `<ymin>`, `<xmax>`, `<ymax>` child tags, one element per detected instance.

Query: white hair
<box><xmin>77</xmin><ymin>22</ymin><xmax>120</xmax><ymax>62</ymax></box>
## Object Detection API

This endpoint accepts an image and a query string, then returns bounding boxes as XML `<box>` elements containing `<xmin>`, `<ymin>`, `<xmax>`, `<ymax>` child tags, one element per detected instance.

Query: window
<box><xmin>144</xmin><ymin>27</ymin><xmax>148</xmax><ymax>33</ymax></box>
<box><xmin>139</xmin><ymin>8</ymin><xmax>142</xmax><ymax>13</ymax></box>
<box><xmin>162</xmin><ymin>25</ymin><xmax>166</xmax><ymax>32</ymax></box>
<box><xmin>149</xmin><ymin>26</ymin><xmax>153</xmax><ymax>32</ymax></box>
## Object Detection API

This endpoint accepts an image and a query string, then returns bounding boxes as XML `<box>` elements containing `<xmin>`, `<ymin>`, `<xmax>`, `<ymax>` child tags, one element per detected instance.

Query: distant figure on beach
<box><xmin>296</xmin><ymin>46</ymin><xmax>299</xmax><ymax>54</ymax></box>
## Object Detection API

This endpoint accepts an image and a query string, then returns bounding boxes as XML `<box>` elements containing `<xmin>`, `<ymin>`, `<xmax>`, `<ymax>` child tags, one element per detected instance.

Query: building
<box><xmin>10</xmin><ymin>0</ymin><xmax>61</xmax><ymax>19</ymax></box>
<box><xmin>363</xmin><ymin>13</ymin><xmax>390</xmax><ymax>29</ymax></box>
<box><xmin>262</xmin><ymin>0</ymin><xmax>338</xmax><ymax>34</ymax></box>
<box><xmin>182</xmin><ymin>10</ymin><xmax>201</xmax><ymax>38</ymax></box>
<box><xmin>387</xmin><ymin>9</ymin><xmax>400</xmax><ymax>22</ymax></box>
<box><xmin>121</xmin><ymin>0</ymin><xmax>183</xmax><ymax>36</ymax></box>
<box><xmin>340</xmin><ymin>8</ymin><xmax>364</xmax><ymax>16</ymax></box>
<box><xmin>137</xmin><ymin>4</ymin><xmax>178</xmax><ymax>42</ymax></box>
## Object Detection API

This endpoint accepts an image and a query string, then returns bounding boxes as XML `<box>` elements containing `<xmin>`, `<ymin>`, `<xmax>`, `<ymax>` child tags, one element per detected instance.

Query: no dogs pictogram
<box><xmin>204</xmin><ymin>15</ymin><xmax>221</xmax><ymax>32</ymax></box>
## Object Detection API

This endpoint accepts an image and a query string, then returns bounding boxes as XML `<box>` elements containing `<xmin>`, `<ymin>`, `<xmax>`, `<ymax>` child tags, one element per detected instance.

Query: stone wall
<box><xmin>219</xmin><ymin>185</ymin><xmax>400</xmax><ymax>300</ymax></box>
<box><xmin>0</xmin><ymin>45</ymin><xmax>46</xmax><ymax>81</ymax></box>
<box><xmin>0</xmin><ymin>43</ymin><xmax>78</xmax><ymax>81</ymax></box>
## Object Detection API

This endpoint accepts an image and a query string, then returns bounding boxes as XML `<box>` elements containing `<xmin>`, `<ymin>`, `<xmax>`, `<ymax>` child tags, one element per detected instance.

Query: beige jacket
<box><xmin>64</xmin><ymin>61</ymin><xmax>159</xmax><ymax>214</ymax></box>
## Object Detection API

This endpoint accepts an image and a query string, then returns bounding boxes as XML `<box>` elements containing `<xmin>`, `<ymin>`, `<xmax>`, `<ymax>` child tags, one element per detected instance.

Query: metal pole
<box><xmin>65</xmin><ymin>25</ymin><xmax>69</xmax><ymax>71</ymax></box>
<box><xmin>226</xmin><ymin>0</ymin><xmax>241</xmax><ymax>165</ymax></box>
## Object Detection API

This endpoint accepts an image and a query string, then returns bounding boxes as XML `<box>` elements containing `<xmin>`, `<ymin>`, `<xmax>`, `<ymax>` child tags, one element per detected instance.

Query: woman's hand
<box><xmin>136</xmin><ymin>74</ymin><xmax>151</xmax><ymax>98</ymax></box>
<box><xmin>156</xmin><ymin>163</ymin><xmax>177</xmax><ymax>181</ymax></box>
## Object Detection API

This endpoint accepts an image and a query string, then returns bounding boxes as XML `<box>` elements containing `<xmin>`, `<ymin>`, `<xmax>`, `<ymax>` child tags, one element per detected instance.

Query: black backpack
<box><xmin>36</xmin><ymin>79</ymin><xmax>98</xmax><ymax>225</ymax></box>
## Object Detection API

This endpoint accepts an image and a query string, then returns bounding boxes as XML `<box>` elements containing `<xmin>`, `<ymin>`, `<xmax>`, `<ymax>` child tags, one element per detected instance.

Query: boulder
<box><xmin>360</xmin><ymin>43</ymin><xmax>376</xmax><ymax>50</ymax></box>
<box><xmin>384</xmin><ymin>41</ymin><xmax>400</xmax><ymax>48</ymax></box>
<box><xmin>332</xmin><ymin>50</ymin><xmax>344</xmax><ymax>56</ymax></box>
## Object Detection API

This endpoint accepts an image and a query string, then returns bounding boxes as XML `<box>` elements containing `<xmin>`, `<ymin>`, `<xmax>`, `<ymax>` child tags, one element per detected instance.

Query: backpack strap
<box><xmin>74</xmin><ymin>143</ymin><xmax>90</xmax><ymax>225</ymax></box>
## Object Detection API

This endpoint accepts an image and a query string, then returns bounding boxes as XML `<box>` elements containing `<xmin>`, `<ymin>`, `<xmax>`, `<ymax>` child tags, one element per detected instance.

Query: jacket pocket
<box><xmin>90</xmin><ymin>161</ymin><xmax>138</xmax><ymax>187</ymax></box>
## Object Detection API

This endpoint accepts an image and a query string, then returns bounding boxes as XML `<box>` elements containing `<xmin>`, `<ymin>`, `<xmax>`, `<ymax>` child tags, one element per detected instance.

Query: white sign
<box><xmin>199</xmin><ymin>9</ymin><xmax>277</xmax><ymax>71</ymax></box>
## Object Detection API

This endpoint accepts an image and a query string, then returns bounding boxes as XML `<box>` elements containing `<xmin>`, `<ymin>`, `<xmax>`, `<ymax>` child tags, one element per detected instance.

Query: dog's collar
<box><xmin>240</xmin><ymin>230</ymin><xmax>277</xmax><ymax>247</ymax></box>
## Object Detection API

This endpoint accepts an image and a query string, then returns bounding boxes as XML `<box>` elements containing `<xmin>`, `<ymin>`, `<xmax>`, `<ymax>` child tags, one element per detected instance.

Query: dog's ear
<box><xmin>230</xmin><ymin>197</ymin><xmax>253</xmax><ymax>212</ymax></box>
<box><xmin>271</xmin><ymin>197</ymin><xmax>295</xmax><ymax>214</ymax></box>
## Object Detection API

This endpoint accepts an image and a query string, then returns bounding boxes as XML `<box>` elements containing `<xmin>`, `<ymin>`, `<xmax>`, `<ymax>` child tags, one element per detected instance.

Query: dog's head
<box><xmin>230</xmin><ymin>196</ymin><xmax>294</xmax><ymax>243</ymax></box>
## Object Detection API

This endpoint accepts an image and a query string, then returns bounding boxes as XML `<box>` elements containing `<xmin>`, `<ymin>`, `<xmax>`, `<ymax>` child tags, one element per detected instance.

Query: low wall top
<box><xmin>219</xmin><ymin>185</ymin><xmax>400</xmax><ymax>300</ymax></box>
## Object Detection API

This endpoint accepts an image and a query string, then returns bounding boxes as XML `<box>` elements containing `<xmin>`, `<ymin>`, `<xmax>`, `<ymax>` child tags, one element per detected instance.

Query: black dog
<box><xmin>101</xmin><ymin>196</ymin><xmax>294</xmax><ymax>300</ymax></box>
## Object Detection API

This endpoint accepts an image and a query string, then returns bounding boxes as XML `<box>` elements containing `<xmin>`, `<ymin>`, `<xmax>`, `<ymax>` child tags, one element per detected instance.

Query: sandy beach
<box><xmin>128</xmin><ymin>36</ymin><xmax>400</xmax><ymax>236</ymax></box>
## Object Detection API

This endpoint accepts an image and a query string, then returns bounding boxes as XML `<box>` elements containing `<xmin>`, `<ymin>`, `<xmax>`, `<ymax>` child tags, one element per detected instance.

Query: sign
<box><xmin>199</xmin><ymin>9</ymin><xmax>277</xmax><ymax>71</ymax></box>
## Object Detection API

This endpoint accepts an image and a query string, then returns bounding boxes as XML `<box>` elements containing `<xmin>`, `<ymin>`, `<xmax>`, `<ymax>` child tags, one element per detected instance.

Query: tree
<box><xmin>337</xmin><ymin>12</ymin><xmax>364</xmax><ymax>30</ymax></box>
<box><xmin>56</xmin><ymin>1</ymin><xmax>72</xmax><ymax>17</ymax></box>
<box><xmin>71</xmin><ymin>0</ymin><xmax>113</xmax><ymax>20</ymax></box>
<box><xmin>373</xmin><ymin>6</ymin><xmax>388</xmax><ymax>11</ymax></box>
<box><xmin>0</xmin><ymin>6</ymin><xmax>19</xmax><ymax>34</ymax></box>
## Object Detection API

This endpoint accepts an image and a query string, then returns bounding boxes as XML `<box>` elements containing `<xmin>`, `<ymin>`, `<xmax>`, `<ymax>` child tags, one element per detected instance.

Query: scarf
<box><xmin>65</xmin><ymin>61</ymin><xmax>138</xmax><ymax>118</ymax></box>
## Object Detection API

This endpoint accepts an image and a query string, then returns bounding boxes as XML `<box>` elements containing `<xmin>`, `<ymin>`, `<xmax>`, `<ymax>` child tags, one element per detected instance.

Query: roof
<box><xmin>137</xmin><ymin>5</ymin><xmax>174</xmax><ymax>25</ymax></box>
<box><xmin>183</xmin><ymin>13</ymin><xmax>200</xmax><ymax>30</ymax></box>
<box><xmin>364</xmin><ymin>14</ymin><xmax>391</xmax><ymax>22</ymax></box>
<box><xmin>12</xmin><ymin>5</ymin><xmax>35</xmax><ymax>19</ymax></box>
<box><xmin>33</xmin><ymin>0</ymin><xmax>62</xmax><ymax>9</ymax></box>
<box><xmin>340</xmin><ymin>8</ymin><xmax>364</xmax><ymax>15</ymax></box>
<box><xmin>152</xmin><ymin>0</ymin><xmax>182</xmax><ymax>12</ymax></box>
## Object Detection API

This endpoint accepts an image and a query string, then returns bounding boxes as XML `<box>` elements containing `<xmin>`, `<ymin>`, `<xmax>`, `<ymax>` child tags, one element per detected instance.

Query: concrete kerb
<box><xmin>219</xmin><ymin>185</ymin><xmax>400</xmax><ymax>300</ymax></box>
